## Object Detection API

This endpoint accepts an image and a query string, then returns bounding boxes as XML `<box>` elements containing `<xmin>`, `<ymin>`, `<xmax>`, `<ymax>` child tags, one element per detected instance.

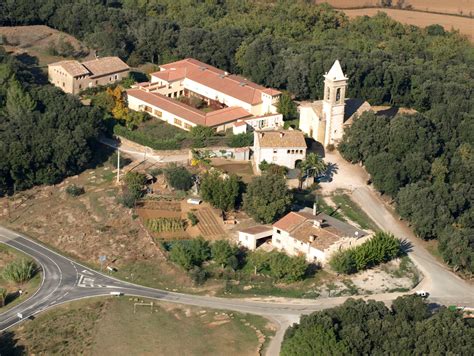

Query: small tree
<box><xmin>187</xmin><ymin>211</ymin><xmax>199</xmax><ymax>226</ymax></box>
<box><xmin>276</xmin><ymin>91</ymin><xmax>297</xmax><ymax>120</ymax></box>
<box><xmin>123</xmin><ymin>171</ymin><xmax>147</xmax><ymax>199</ymax></box>
<box><xmin>211</xmin><ymin>240</ymin><xmax>237</xmax><ymax>268</ymax></box>
<box><xmin>199</xmin><ymin>170</ymin><xmax>240</xmax><ymax>211</ymax></box>
<box><xmin>169</xmin><ymin>243</ymin><xmax>195</xmax><ymax>270</ymax></box>
<box><xmin>189</xmin><ymin>125</ymin><xmax>215</xmax><ymax>148</ymax></box>
<box><xmin>228</xmin><ymin>132</ymin><xmax>254</xmax><ymax>147</ymax></box>
<box><xmin>243</xmin><ymin>173</ymin><xmax>292</xmax><ymax>223</ymax></box>
<box><xmin>164</xmin><ymin>164</ymin><xmax>193</xmax><ymax>191</ymax></box>
<box><xmin>299</xmin><ymin>153</ymin><xmax>327</xmax><ymax>183</ymax></box>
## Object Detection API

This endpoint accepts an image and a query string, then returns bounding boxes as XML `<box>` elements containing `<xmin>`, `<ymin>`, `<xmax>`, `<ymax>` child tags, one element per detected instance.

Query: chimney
<box><xmin>309</xmin><ymin>235</ymin><xmax>315</xmax><ymax>243</ymax></box>
<box><xmin>313</xmin><ymin>220</ymin><xmax>321</xmax><ymax>228</ymax></box>
<box><xmin>313</xmin><ymin>203</ymin><xmax>317</xmax><ymax>216</ymax></box>
<box><xmin>279</xmin><ymin>132</ymin><xmax>284</xmax><ymax>138</ymax></box>
<box><xmin>259</xmin><ymin>132</ymin><xmax>264</xmax><ymax>138</ymax></box>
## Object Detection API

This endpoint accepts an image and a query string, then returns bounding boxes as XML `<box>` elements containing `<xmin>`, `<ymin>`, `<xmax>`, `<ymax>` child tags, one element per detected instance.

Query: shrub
<box><xmin>0</xmin><ymin>287</ymin><xmax>6</xmax><ymax>307</ymax></box>
<box><xmin>189</xmin><ymin>125</ymin><xmax>215</xmax><ymax>148</ymax></box>
<box><xmin>187</xmin><ymin>212</ymin><xmax>199</xmax><ymax>226</ymax></box>
<box><xmin>228</xmin><ymin>132</ymin><xmax>254</xmax><ymax>147</ymax></box>
<box><xmin>118</xmin><ymin>191</ymin><xmax>138</xmax><ymax>208</ymax></box>
<box><xmin>329</xmin><ymin>232</ymin><xmax>402</xmax><ymax>274</ymax></box>
<box><xmin>65</xmin><ymin>184</ymin><xmax>85</xmax><ymax>197</ymax></box>
<box><xmin>326</xmin><ymin>143</ymin><xmax>336</xmax><ymax>152</ymax></box>
<box><xmin>169</xmin><ymin>238</ymin><xmax>211</xmax><ymax>270</ymax></box>
<box><xmin>114</xmin><ymin>124</ymin><xmax>180</xmax><ymax>150</ymax></box>
<box><xmin>211</xmin><ymin>240</ymin><xmax>238</xmax><ymax>268</ymax></box>
<box><xmin>164</xmin><ymin>164</ymin><xmax>193</xmax><ymax>191</ymax></box>
<box><xmin>146</xmin><ymin>218</ymin><xmax>186</xmax><ymax>232</ymax></box>
<box><xmin>149</xmin><ymin>168</ymin><xmax>163</xmax><ymax>177</ymax></box>
<box><xmin>123</xmin><ymin>171</ymin><xmax>147</xmax><ymax>199</ymax></box>
<box><xmin>189</xmin><ymin>266</ymin><xmax>207</xmax><ymax>285</ymax></box>
<box><xmin>2</xmin><ymin>259</ymin><xmax>37</xmax><ymax>284</ymax></box>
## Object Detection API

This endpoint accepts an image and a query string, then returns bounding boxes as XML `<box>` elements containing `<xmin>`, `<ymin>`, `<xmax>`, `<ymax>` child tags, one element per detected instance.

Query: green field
<box><xmin>1</xmin><ymin>298</ymin><xmax>275</xmax><ymax>356</ymax></box>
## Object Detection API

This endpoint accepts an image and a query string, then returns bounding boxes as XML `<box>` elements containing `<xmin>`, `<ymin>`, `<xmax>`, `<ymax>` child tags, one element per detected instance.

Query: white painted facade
<box><xmin>127</xmin><ymin>94</ymin><xmax>196</xmax><ymax>131</ymax></box>
<box><xmin>238</xmin><ymin>228</ymin><xmax>273</xmax><ymax>250</ymax></box>
<box><xmin>272</xmin><ymin>227</ymin><xmax>326</xmax><ymax>262</ymax></box>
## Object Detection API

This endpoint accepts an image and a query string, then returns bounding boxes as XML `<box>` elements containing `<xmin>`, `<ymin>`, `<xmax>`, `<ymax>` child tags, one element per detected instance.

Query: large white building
<box><xmin>299</xmin><ymin>60</ymin><xmax>371</xmax><ymax>147</ymax></box>
<box><xmin>239</xmin><ymin>208</ymin><xmax>369</xmax><ymax>265</ymax></box>
<box><xmin>127</xmin><ymin>58</ymin><xmax>284</xmax><ymax>132</ymax></box>
<box><xmin>253</xmin><ymin>130</ymin><xmax>307</xmax><ymax>172</ymax></box>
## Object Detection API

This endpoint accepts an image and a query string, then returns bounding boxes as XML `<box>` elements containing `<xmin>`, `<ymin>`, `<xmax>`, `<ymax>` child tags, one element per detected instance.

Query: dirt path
<box><xmin>319</xmin><ymin>151</ymin><xmax>474</xmax><ymax>305</ymax></box>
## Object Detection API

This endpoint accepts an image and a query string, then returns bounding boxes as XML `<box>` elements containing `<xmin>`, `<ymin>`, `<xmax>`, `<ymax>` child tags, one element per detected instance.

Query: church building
<box><xmin>299</xmin><ymin>60</ymin><xmax>371</xmax><ymax>147</ymax></box>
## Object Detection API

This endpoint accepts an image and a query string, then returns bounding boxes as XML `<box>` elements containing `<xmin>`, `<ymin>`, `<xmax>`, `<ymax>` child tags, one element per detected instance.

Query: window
<box><xmin>287</xmin><ymin>150</ymin><xmax>290</xmax><ymax>154</ymax></box>
<box><xmin>174</xmin><ymin>118</ymin><xmax>182</xmax><ymax>126</ymax></box>
<box><xmin>95</xmin><ymin>80</ymin><xmax>98</xmax><ymax>85</ymax></box>
<box><xmin>114</xmin><ymin>75</ymin><xmax>118</xmax><ymax>80</ymax></box>
<box><xmin>326</xmin><ymin>88</ymin><xmax>330</xmax><ymax>100</ymax></box>
<box><xmin>144</xmin><ymin>106</ymin><xmax>152</xmax><ymax>113</ymax></box>
<box><xmin>336</xmin><ymin>88</ymin><xmax>341</xmax><ymax>103</ymax></box>
<box><xmin>154</xmin><ymin>109</ymin><xmax>162</xmax><ymax>117</ymax></box>
<box><xmin>273</xmin><ymin>149</ymin><xmax>277</xmax><ymax>154</ymax></box>
<box><xmin>275</xmin><ymin>239</ymin><xmax>281</xmax><ymax>244</ymax></box>
<box><xmin>184</xmin><ymin>123</ymin><xmax>192</xmax><ymax>130</ymax></box>
<box><xmin>79</xmin><ymin>84</ymin><xmax>82</xmax><ymax>89</ymax></box>
<box><xmin>272</xmin><ymin>156</ymin><xmax>277</xmax><ymax>161</ymax></box>
<box><xmin>276</xmin><ymin>229</ymin><xmax>281</xmax><ymax>234</ymax></box>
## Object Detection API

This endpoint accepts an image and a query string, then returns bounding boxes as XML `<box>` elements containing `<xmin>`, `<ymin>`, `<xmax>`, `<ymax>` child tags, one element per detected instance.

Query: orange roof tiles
<box><xmin>49</xmin><ymin>57</ymin><xmax>129</xmax><ymax>78</ymax></box>
<box><xmin>49</xmin><ymin>60</ymin><xmax>90</xmax><ymax>77</ymax></box>
<box><xmin>127</xmin><ymin>89</ymin><xmax>252</xmax><ymax>127</ymax></box>
<box><xmin>255</xmin><ymin>130</ymin><xmax>306</xmax><ymax>148</ymax></box>
<box><xmin>150</xmin><ymin>58</ymin><xmax>281</xmax><ymax>106</ymax></box>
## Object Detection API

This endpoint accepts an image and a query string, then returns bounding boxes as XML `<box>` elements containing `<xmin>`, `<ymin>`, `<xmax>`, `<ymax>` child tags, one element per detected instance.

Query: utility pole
<box><xmin>116</xmin><ymin>149</ymin><xmax>121</xmax><ymax>184</ymax></box>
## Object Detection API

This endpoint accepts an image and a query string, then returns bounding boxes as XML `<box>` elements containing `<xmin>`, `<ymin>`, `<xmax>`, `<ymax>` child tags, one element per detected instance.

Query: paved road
<box><xmin>0</xmin><ymin>226</ymin><xmax>403</xmax><ymax>355</ymax></box>
<box><xmin>320</xmin><ymin>151</ymin><xmax>474</xmax><ymax>306</ymax></box>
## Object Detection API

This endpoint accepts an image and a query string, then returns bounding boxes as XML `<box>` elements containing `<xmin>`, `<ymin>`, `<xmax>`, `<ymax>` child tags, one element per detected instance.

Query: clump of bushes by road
<box><xmin>330</xmin><ymin>232</ymin><xmax>402</xmax><ymax>274</ymax></box>
<box><xmin>118</xmin><ymin>171</ymin><xmax>147</xmax><ymax>208</ymax></box>
<box><xmin>164</xmin><ymin>239</ymin><xmax>309</xmax><ymax>285</ymax></box>
<box><xmin>2</xmin><ymin>259</ymin><xmax>37</xmax><ymax>284</ymax></box>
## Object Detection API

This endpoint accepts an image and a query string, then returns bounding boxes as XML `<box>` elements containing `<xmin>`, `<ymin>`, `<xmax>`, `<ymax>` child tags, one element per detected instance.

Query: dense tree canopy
<box><xmin>1</xmin><ymin>0</ymin><xmax>472</xmax><ymax>271</ymax></box>
<box><xmin>282</xmin><ymin>296</ymin><xmax>474</xmax><ymax>356</ymax></box>
<box><xmin>243</xmin><ymin>173</ymin><xmax>292</xmax><ymax>224</ymax></box>
<box><xmin>0</xmin><ymin>48</ymin><xmax>103</xmax><ymax>196</ymax></box>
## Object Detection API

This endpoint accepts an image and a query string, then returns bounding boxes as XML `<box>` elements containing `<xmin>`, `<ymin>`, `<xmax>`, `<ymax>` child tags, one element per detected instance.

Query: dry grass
<box><xmin>5</xmin><ymin>298</ymin><xmax>275</xmax><ymax>356</ymax></box>
<box><xmin>319</xmin><ymin>0</ymin><xmax>473</xmax><ymax>16</ymax></box>
<box><xmin>343</xmin><ymin>8</ymin><xmax>474</xmax><ymax>40</ymax></box>
<box><xmin>0</xmin><ymin>25</ymin><xmax>92</xmax><ymax>66</ymax></box>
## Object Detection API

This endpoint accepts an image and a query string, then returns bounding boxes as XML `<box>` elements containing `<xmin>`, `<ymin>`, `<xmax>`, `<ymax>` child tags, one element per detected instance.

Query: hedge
<box><xmin>114</xmin><ymin>124</ymin><xmax>180</xmax><ymax>150</ymax></box>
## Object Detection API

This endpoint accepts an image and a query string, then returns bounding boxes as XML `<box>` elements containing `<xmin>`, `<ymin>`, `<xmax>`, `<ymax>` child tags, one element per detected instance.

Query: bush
<box><xmin>169</xmin><ymin>238</ymin><xmax>211</xmax><ymax>270</ymax></box>
<box><xmin>329</xmin><ymin>232</ymin><xmax>402</xmax><ymax>274</ymax></box>
<box><xmin>211</xmin><ymin>240</ymin><xmax>238</xmax><ymax>268</ymax></box>
<box><xmin>149</xmin><ymin>168</ymin><xmax>163</xmax><ymax>177</ymax></box>
<box><xmin>123</xmin><ymin>171</ymin><xmax>147</xmax><ymax>199</ymax></box>
<box><xmin>65</xmin><ymin>184</ymin><xmax>85</xmax><ymax>197</ymax></box>
<box><xmin>118</xmin><ymin>191</ymin><xmax>138</xmax><ymax>208</ymax></box>
<box><xmin>2</xmin><ymin>259</ymin><xmax>36</xmax><ymax>284</ymax></box>
<box><xmin>187</xmin><ymin>212</ymin><xmax>199</xmax><ymax>226</ymax></box>
<box><xmin>189</xmin><ymin>125</ymin><xmax>215</xmax><ymax>148</ymax></box>
<box><xmin>164</xmin><ymin>164</ymin><xmax>193</xmax><ymax>191</ymax></box>
<box><xmin>0</xmin><ymin>287</ymin><xmax>6</xmax><ymax>307</ymax></box>
<box><xmin>228</xmin><ymin>132</ymin><xmax>254</xmax><ymax>147</ymax></box>
<box><xmin>114</xmin><ymin>124</ymin><xmax>180</xmax><ymax>150</ymax></box>
<box><xmin>199</xmin><ymin>170</ymin><xmax>240</xmax><ymax>211</ymax></box>
<box><xmin>189</xmin><ymin>266</ymin><xmax>207</xmax><ymax>285</ymax></box>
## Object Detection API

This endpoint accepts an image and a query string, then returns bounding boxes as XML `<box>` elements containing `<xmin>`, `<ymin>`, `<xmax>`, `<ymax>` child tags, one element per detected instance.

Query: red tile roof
<box><xmin>127</xmin><ymin>89</ymin><xmax>252</xmax><ymax>127</ymax></box>
<box><xmin>150</xmin><ymin>58</ymin><xmax>281</xmax><ymax>106</ymax></box>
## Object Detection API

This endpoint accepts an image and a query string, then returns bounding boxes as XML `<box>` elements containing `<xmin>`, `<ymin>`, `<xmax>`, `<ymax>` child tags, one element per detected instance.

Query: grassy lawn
<box><xmin>0</xmin><ymin>244</ymin><xmax>42</xmax><ymax>312</ymax></box>
<box><xmin>330</xmin><ymin>192</ymin><xmax>379</xmax><ymax>231</ymax></box>
<box><xmin>2</xmin><ymin>298</ymin><xmax>275</xmax><ymax>356</ymax></box>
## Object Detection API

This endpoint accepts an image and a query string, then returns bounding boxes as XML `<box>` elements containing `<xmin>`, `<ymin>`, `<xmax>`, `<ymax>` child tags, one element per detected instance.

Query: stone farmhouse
<box><xmin>126</xmin><ymin>58</ymin><xmax>284</xmax><ymax>132</ymax></box>
<box><xmin>48</xmin><ymin>57</ymin><xmax>129</xmax><ymax>94</ymax></box>
<box><xmin>239</xmin><ymin>208</ymin><xmax>369</xmax><ymax>265</ymax></box>
<box><xmin>252</xmin><ymin>130</ymin><xmax>307</xmax><ymax>172</ymax></box>
<box><xmin>299</xmin><ymin>60</ymin><xmax>371</xmax><ymax>147</ymax></box>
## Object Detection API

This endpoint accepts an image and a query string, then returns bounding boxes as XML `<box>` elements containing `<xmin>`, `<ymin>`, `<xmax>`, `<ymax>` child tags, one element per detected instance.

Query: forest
<box><xmin>0</xmin><ymin>1</ymin><xmax>472</xmax><ymax>270</ymax></box>
<box><xmin>281</xmin><ymin>296</ymin><xmax>474</xmax><ymax>355</ymax></box>
<box><xmin>0</xmin><ymin>48</ymin><xmax>104</xmax><ymax>195</ymax></box>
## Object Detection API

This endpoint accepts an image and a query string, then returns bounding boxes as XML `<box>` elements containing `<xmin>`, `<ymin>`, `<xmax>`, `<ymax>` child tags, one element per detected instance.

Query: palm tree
<box><xmin>298</xmin><ymin>153</ymin><xmax>327</xmax><ymax>189</ymax></box>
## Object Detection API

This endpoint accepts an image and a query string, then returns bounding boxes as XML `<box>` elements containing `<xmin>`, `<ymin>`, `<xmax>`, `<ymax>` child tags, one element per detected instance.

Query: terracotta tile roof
<box><xmin>273</xmin><ymin>210</ymin><xmax>367</xmax><ymax>250</ymax></box>
<box><xmin>234</xmin><ymin>120</ymin><xmax>247</xmax><ymax>127</ymax></box>
<box><xmin>255</xmin><ymin>130</ymin><xmax>306</xmax><ymax>148</ymax></box>
<box><xmin>126</xmin><ymin>89</ymin><xmax>252</xmax><ymax>127</ymax></box>
<box><xmin>150</xmin><ymin>58</ymin><xmax>281</xmax><ymax>105</ymax></box>
<box><xmin>49</xmin><ymin>57</ymin><xmax>129</xmax><ymax>78</ymax></box>
<box><xmin>239</xmin><ymin>225</ymin><xmax>273</xmax><ymax>235</ymax></box>
<box><xmin>82</xmin><ymin>57</ymin><xmax>129</xmax><ymax>78</ymax></box>
<box><xmin>49</xmin><ymin>60</ymin><xmax>90</xmax><ymax>77</ymax></box>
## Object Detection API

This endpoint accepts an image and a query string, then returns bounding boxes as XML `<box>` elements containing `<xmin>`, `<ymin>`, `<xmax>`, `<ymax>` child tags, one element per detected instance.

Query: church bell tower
<box><xmin>322</xmin><ymin>60</ymin><xmax>348</xmax><ymax>147</ymax></box>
